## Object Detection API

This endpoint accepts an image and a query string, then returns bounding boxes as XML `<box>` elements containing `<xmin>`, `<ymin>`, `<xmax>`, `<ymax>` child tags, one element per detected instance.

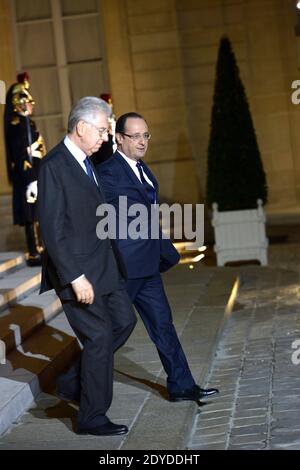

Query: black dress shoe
<box><xmin>169</xmin><ymin>384</ymin><xmax>219</xmax><ymax>402</ymax></box>
<box><xmin>77</xmin><ymin>421</ymin><xmax>128</xmax><ymax>436</ymax></box>
<box><xmin>193</xmin><ymin>385</ymin><xmax>219</xmax><ymax>397</ymax></box>
<box><xmin>26</xmin><ymin>254</ymin><xmax>42</xmax><ymax>267</ymax></box>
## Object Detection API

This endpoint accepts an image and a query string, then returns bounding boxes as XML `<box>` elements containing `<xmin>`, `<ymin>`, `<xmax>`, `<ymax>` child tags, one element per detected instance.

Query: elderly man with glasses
<box><xmin>38</xmin><ymin>98</ymin><xmax>136</xmax><ymax>436</ymax></box>
<box><xmin>96</xmin><ymin>112</ymin><xmax>219</xmax><ymax>402</ymax></box>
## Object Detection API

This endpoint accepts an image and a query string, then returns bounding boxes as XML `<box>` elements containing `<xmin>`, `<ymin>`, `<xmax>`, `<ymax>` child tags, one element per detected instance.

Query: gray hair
<box><xmin>67</xmin><ymin>96</ymin><xmax>111</xmax><ymax>133</ymax></box>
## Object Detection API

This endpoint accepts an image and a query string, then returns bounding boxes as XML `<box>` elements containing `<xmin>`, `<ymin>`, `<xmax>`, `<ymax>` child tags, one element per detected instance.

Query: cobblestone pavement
<box><xmin>187</xmin><ymin>263</ymin><xmax>300</xmax><ymax>450</ymax></box>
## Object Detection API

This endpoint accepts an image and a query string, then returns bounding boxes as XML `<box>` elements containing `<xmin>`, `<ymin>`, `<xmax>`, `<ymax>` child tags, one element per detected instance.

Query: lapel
<box><xmin>114</xmin><ymin>151</ymin><xmax>159</xmax><ymax>205</ymax></box>
<box><xmin>60</xmin><ymin>141</ymin><xmax>105</xmax><ymax>202</ymax></box>
<box><xmin>139</xmin><ymin>159</ymin><xmax>159</xmax><ymax>192</ymax></box>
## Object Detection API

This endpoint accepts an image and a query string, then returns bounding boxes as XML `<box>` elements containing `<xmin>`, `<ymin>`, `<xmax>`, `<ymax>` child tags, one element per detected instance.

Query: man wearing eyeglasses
<box><xmin>38</xmin><ymin>98</ymin><xmax>136</xmax><ymax>436</ymax></box>
<box><xmin>97</xmin><ymin>112</ymin><xmax>219</xmax><ymax>402</ymax></box>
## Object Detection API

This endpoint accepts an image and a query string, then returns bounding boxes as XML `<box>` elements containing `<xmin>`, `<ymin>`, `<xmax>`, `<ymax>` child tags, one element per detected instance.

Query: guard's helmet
<box><xmin>12</xmin><ymin>72</ymin><xmax>35</xmax><ymax>111</ymax></box>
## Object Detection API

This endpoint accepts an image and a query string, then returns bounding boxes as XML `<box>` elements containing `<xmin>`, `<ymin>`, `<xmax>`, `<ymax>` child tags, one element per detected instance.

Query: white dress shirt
<box><xmin>63</xmin><ymin>135</ymin><xmax>96</xmax><ymax>284</ymax></box>
<box><xmin>64</xmin><ymin>135</ymin><xmax>98</xmax><ymax>185</ymax></box>
<box><xmin>118</xmin><ymin>150</ymin><xmax>154</xmax><ymax>188</ymax></box>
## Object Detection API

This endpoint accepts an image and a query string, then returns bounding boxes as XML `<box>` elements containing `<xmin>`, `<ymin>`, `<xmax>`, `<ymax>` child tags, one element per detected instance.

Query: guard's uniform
<box><xmin>4</xmin><ymin>73</ymin><xmax>46</xmax><ymax>265</ymax></box>
<box><xmin>6</xmin><ymin>114</ymin><xmax>45</xmax><ymax>225</ymax></box>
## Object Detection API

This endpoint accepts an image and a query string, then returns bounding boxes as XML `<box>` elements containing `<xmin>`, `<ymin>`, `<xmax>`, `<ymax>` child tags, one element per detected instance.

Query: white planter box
<box><xmin>212</xmin><ymin>199</ymin><xmax>268</xmax><ymax>266</ymax></box>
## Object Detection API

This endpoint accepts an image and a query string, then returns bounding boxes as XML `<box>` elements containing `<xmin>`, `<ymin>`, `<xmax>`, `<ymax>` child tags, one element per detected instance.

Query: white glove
<box><xmin>26</xmin><ymin>180</ymin><xmax>38</xmax><ymax>203</ymax></box>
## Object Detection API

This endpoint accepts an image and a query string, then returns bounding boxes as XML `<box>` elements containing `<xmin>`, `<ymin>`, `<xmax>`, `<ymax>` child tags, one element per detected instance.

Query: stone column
<box><xmin>0</xmin><ymin>0</ymin><xmax>16</xmax><ymax>195</ymax></box>
<box><xmin>99</xmin><ymin>0</ymin><xmax>136</xmax><ymax>115</ymax></box>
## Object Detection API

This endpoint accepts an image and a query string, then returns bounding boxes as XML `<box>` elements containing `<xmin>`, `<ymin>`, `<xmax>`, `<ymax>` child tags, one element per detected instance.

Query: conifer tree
<box><xmin>206</xmin><ymin>36</ymin><xmax>268</xmax><ymax>211</ymax></box>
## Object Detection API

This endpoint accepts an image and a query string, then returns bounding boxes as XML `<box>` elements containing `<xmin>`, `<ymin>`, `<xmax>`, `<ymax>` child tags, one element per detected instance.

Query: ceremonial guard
<box><xmin>4</xmin><ymin>73</ymin><xmax>46</xmax><ymax>266</ymax></box>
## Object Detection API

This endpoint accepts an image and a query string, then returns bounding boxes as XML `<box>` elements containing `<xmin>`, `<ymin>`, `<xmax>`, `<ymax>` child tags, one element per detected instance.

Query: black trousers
<box><xmin>59</xmin><ymin>287</ymin><xmax>136</xmax><ymax>429</ymax></box>
<box><xmin>25</xmin><ymin>221</ymin><xmax>39</xmax><ymax>256</ymax></box>
<box><xmin>126</xmin><ymin>275</ymin><xmax>195</xmax><ymax>393</ymax></box>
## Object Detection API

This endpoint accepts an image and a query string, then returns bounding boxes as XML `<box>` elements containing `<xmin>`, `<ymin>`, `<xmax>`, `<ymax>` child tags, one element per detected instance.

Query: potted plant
<box><xmin>206</xmin><ymin>36</ymin><xmax>268</xmax><ymax>266</ymax></box>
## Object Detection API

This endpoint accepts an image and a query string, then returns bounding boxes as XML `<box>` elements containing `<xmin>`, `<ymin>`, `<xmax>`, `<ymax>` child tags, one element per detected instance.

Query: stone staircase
<box><xmin>0</xmin><ymin>252</ymin><xmax>79</xmax><ymax>435</ymax></box>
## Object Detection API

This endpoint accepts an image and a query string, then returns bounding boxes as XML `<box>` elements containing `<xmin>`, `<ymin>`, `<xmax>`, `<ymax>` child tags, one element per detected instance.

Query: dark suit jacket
<box><xmin>38</xmin><ymin>141</ymin><xmax>122</xmax><ymax>300</ymax></box>
<box><xmin>96</xmin><ymin>151</ymin><xmax>180</xmax><ymax>279</ymax></box>
<box><xmin>5</xmin><ymin>115</ymin><xmax>42</xmax><ymax>225</ymax></box>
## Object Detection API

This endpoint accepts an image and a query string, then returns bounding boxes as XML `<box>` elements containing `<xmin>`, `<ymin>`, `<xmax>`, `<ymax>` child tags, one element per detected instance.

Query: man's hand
<box><xmin>26</xmin><ymin>180</ymin><xmax>38</xmax><ymax>203</ymax></box>
<box><xmin>72</xmin><ymin>276</ymin><xmax>94</xmax><ymax>304</ymax></box>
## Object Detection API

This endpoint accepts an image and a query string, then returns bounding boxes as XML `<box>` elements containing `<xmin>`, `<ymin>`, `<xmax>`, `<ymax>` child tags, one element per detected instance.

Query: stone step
<box><xmin>0</xmin><ymin>252</ymin><xmax>25</xmax><ymax>277</ymax></box>
<box><xmin>0</xmin><ymin>266</ymin><xmax>41</xmax><ymax>312</ymax></box>
<box><xmin>0</xmin><ymin>291</ymin><xmax>61</xmax><ymax>354</ymax></box>
<box><xmin>0</xmin><ymin>313</ymin><xmax>79</xmax><ymax>436</ymax></box>
<box><xmin>0</xmin><ymin>252</ymin><xmax>76</xmax><ymax>437</ymax></box>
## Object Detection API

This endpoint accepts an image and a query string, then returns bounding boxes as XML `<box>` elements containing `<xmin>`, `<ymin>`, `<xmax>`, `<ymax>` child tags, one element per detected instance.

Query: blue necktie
<box><xmin>136</xmin><ymin>161</ymin><xmax>156</xmax><ymax>204</ymax></box>
<box><xmin>83</xmin><ymin>157</ymin><xmax>96</xmax><ymax>184</ymax></box>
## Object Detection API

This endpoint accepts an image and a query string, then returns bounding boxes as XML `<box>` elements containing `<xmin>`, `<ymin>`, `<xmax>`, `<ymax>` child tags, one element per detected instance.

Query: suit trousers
<box><xmin>59</xmin><ymin>286</ymin><xmax>136</xmax><ymax>429</ymax></box>
<box><xmin>126</xmin><ymin>274</ymin><xmax>195</xmax><ymax>393</ymax></box>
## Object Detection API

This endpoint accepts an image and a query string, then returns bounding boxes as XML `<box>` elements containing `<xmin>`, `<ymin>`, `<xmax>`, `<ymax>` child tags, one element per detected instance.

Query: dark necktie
<box><xmin>136</xmin><ymin>161</ymin><xmax>156</xmax><ymax>204</ymax></box>
<box><xmin>83</xmin><ymin>157</ymin><xmax>96</xmax><ymax>184</ymax></box>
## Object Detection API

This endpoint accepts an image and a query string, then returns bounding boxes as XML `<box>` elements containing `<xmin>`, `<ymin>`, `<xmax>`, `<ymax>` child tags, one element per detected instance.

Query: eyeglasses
<box><xmin>120</xmin><ymin>132</ymin><xmax>151</xmax><ymax>142</ymax></box>
<box><xmin>84</xmin><ymin>121</ymin><xmax>109</xmax><ymax>138</ymax></box>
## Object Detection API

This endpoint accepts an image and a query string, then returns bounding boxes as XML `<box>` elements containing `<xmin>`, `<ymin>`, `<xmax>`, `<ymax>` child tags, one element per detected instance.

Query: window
<box><xmin>12</xmin><ymin>0</ymin><xmax>109</xmax><ymax>148</ymax></box>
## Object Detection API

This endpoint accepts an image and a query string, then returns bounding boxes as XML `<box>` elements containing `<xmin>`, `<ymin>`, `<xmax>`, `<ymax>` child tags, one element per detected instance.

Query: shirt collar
<box><xmin>64</xmin><ymin>135</ymin><xmax>86</xmax><ymax>163</ymax></box>
<box><xmin>117</xmin><ymin>150</ymin><xmax>142</xmax><ymax>170</ymax></box>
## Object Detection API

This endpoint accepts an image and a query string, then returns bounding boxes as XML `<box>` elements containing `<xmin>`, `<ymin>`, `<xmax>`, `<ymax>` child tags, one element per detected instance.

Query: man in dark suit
<box><xmin>96</xmin><ymin>112</ymin><xmax>219</xmax><ymax>402</ymax></box>
<box><xmin>38</xmin><ymin>98</ymin><xmax>136</xmax><ymax>436</ymax></box>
